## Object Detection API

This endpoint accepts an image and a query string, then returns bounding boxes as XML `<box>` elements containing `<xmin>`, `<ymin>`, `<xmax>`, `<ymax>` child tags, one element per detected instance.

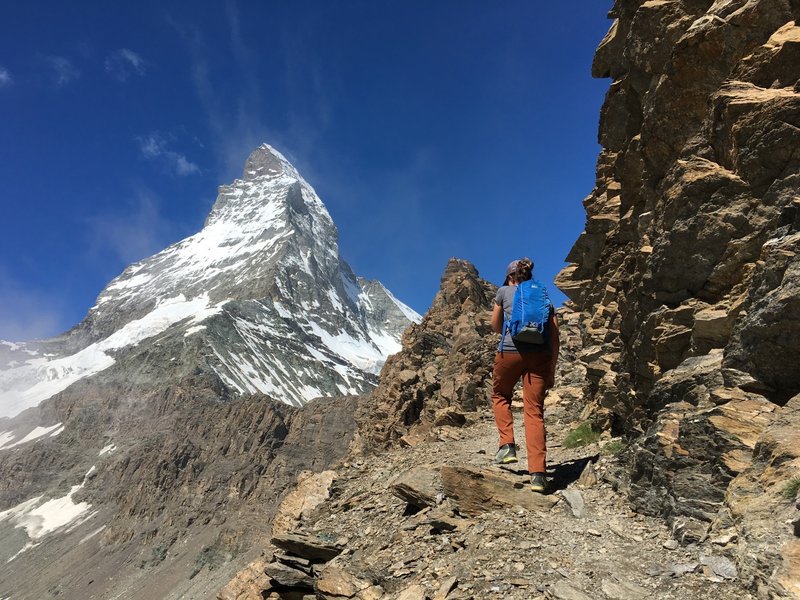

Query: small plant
<box><xmin>138</xmin><ymin>544</ymin><xmax>168</xmax><ymax>569</ymax></box>
<box><xmin>602</xmin><ymin>439</ymin><xmax>625</xmax><ymax>456</ymax></box>
<box><xmin>781</xmin><ymin>476</ymin><xmax>800</xmax><ymax>500</ymax></box>
<box><xmin>189</xmin><ymin>545</ymin><xmax>226</xmax><ymax>579</ymax></box>
<box><xmin>563</xmin><ymin>421</ymin><xmax>601</xmax><ymax>449</ymax></box>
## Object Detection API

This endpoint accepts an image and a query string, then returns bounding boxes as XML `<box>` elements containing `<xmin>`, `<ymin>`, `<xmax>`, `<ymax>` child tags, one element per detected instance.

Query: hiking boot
<box><xmin>494</xmin><ymin>443</ymin><xmax>518</xmax><ymax>464</ymax></box>
<box><xmin>530</xmin><ymin>472</ymin><xmax>547</xmax><ymax>493</ymax></box>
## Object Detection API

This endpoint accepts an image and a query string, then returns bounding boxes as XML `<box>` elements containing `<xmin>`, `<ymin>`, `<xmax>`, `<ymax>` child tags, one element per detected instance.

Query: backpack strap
<box><xmin>498</xmin><ymin>314</ymin><xmax>511</xmax><ymax>354</ymax></box>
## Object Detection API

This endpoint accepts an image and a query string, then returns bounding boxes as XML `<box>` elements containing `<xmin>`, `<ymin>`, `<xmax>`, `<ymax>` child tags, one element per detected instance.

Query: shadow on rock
<box><xmin>548</xmin><ymin>455</ymin><xmax>599</xmax><ymax>492</ymax></box>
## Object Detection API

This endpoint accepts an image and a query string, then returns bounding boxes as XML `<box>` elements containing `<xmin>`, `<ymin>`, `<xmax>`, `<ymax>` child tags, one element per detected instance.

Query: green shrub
<box><xmin>189</xmin><ymin>546</ymin><xmax>225</xmax><ymax>580</ymax></box>
<box><xmin>563</xmin><ymin>422</ymin><xmax>601</xmax><ymax>449</ymax></box>
<box><xmin>781</xmin><ymin>476</ymin><xmax>800</xmax><ymax>500</ymax></box>
<box><xmin>138</xmin><ymin>544</ymin><xmax>168</xmax><ymax>569</ymax></box>
<box><xmin>602</xmin><ymin>439</ymin><xmax>625</xmax><ymax>456</ymax></box>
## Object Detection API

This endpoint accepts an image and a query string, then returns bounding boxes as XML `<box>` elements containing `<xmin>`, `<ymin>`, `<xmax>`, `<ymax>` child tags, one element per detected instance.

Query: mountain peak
<box><xmin>0</xmin><ymin>142</ymin><xmax>420</xmax><ymax>417</ymax></box>
<box><xmin>242</xmin><ymin>144</ymin><xmax>299</xmax><ymax>181</ymax></box>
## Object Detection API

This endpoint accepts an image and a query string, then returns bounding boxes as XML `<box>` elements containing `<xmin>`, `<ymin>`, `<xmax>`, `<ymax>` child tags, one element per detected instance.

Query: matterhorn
<box><xmin>0</xmin><ymin>144</ymin><xmax>419</xmax><ymax>423</ymax></box>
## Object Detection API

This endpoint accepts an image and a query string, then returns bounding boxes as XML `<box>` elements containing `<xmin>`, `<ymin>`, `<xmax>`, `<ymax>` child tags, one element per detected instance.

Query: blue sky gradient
<box><xmin>0</xmin><ymin>2</ymin><xmax>612</xmax><ymax>341</ymax></box>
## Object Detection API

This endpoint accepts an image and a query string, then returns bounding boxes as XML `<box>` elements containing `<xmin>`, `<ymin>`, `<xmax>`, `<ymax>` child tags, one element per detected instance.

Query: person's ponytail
<box><xmin>514</xmin><ymin>258</ymin><xmax>533</xmax><ymax>282</ymax></box>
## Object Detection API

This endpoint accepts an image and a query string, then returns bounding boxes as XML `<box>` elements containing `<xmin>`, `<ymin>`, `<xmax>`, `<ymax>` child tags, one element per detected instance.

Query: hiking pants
<box><xmin>492</xmin><ymin>351</ymin><xmax>551</xmax><ymax>473</ymax></box>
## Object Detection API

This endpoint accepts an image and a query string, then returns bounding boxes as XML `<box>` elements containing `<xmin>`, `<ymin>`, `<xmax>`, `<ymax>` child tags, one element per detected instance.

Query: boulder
<box><xmin>217</xmin><ymin>558</ymin><xmax>272</xmax><ymax>600</ymax></box>
<box><xmin>270</xmin><ymin>532</ymin><xmax>343</xmax><ymax>563</ymax></box>
<box><xmin>264</xmin><ymin>561</ymin><xmax>315</xmax><ymax>589</ymax></box>
<box><xmin>440</xmin><ymin>466</ymin><xmax>559</xmax><ymax>515</ymax></box>
<box><xmin>389</xmin><ymin>465</ymin><xmax>443</xmax><ymax>509</ymax></box>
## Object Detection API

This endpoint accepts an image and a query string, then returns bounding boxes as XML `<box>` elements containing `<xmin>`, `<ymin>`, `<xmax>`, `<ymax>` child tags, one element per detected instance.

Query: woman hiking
<box><xmin>490</xmin><ymin>258</ymin><xmax>560</xmax><ymax>493</ymax></box>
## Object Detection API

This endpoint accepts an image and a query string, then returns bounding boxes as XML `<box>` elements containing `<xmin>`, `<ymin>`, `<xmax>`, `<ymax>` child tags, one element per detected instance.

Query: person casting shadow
<box><xmin>490</xmin><ymin>258</ymin><xmax>560</xmax><ymax>493</ymax></box>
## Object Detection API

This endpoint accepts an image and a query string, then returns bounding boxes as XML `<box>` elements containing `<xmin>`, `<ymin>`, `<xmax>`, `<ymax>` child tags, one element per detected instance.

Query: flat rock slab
<box><xmin>601</xmin><ymin>577</ymin><xmax>650</xmax><ymax>600</ymax></box>
<box><xmin>440</xmin><ymin>465</ymin><xmax>559</xmax><ymax>516</ymax></box>
<box><xmin>700</xmin><ymin>554</ymin><xmax>738</xmax><ymax>579</ymax></box>
<box><xmin>560</xmin><ymin>488</ymin><xmax>587</xmax><ymax>518</ymax></box>
<box><xmin>389</xmin><ymin>465</ymin><xmax>442</xmax><ymax>509</ymax></box>
<box><xmin>270</xmin><ymin>532</ymin><xmax>343</xmax><ymax>562</ymax></box>
<box><xmin>217</xmin><ymin>558</ymin><xmax>273</xmax><ymax>600</ymax></box>
<box><xmin>263</xmin><ymin>560</ymin><xmax>315</xmax><ymax>589</ymax></box>
<box><xmin>548</xmin><ymin>581</ymin><xmax>593</xmax><ymax>600</ymax></box>
<box><xmin>397</xmin><ymin>583</ymin><xmax>427</xmax><ymax>600</ymax></box>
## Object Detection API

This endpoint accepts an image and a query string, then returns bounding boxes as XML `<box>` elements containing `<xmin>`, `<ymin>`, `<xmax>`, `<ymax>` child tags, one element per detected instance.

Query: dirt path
<box><xmin>278</xmin><ymin>400</ymin><xmax>755</xmax><ymax>600</ymax></box>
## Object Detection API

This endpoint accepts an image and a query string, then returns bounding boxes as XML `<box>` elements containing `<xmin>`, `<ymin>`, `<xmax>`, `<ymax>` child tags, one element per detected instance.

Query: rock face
<box><xmin>726</xmin><ymin>394</ymin><xmax>800</xmax><ymax>598</ymax></box>
<box><xmin>557</xmin><ymin>2</ymin><xmax>800</xmax><ymax>597</ymax></box>
<box><xmin>0</xmin><ymin>375</ymin><xmax>362</xmax><ymax>599</ymax></box>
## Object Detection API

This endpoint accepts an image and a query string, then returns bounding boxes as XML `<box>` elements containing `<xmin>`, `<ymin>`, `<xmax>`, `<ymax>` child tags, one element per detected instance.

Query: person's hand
<box><xmin>545</xmin><ymin>371</ymin><xmax>555</xmax><ymax>389</ymax></box>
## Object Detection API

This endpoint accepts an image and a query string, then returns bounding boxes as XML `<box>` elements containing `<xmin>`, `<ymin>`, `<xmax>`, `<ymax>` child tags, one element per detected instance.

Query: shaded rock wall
<box><xmin>558</xmin><ymin>1</ymin><xmax>800</xmax><ymax>596</ymax></box>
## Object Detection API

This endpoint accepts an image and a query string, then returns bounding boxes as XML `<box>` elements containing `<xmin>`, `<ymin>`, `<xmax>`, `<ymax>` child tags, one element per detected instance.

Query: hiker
<box><xmin>490</xmin><ymin>258</ymin><xmax>560</xmax><ymax>493</ymax></box>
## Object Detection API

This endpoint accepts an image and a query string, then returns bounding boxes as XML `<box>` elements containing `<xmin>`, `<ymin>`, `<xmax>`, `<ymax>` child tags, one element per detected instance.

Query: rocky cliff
<box><xmin>0</xmin><ymin>372</ymin><xmax>362</xmax><ymax>599</ymax></box>
<box><xmin>555</xmin><ymin>1</ymin><xmax>800</xmax><ymax>596</ymax></box>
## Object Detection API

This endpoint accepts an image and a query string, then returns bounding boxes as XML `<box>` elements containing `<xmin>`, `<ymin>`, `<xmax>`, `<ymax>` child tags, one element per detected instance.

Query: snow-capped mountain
<box><xmin>0</xmin><ymin>144</ymin><xmax>420</xmax><ymax>420</ymax></box>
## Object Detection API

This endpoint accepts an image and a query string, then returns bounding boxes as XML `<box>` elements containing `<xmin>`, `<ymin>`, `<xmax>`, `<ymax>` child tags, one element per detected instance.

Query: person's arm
<box><xmin>491</xmin><ymin>302</ymin><xmax>505</xmax><ymax>334</ymax></box>
<box><xmin>546</xmin><ymin>309</ymin><xmax>560</xmax><ymax>388</ymax></box>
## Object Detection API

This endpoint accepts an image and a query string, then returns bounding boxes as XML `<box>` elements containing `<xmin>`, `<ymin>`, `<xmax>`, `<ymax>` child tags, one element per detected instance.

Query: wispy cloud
<box><xmin>137</xmin><ymin>132</ymin><xmax>200</xmax><ymax>176</ymax></box>
<box><xmin>0</xmin><ymin>66</ymin><xmax>12</xmax><ymax>87</ymax></box>
<box><xmin>104</xmin><ymin>48</ymin><xmax>146</xmax><ymax>82</ymax></box>
<box><xmin>168</xmin><ymin>7</ymin><xmax>281</xmax><ymax>181</ymax></box>
<box><xmin>0</xmin><ymin>267</ymin><xmax>66</xmax><ymax>341</ymax></box>
<box><xmin>46</xmin><ymin>55</ymin><xmax>80</xmax><ymax>86</ymax></box>
<box><xmin>84</xmin><ymin>190</ymin><xmax>174</xmax><ymax>266</ymax></box>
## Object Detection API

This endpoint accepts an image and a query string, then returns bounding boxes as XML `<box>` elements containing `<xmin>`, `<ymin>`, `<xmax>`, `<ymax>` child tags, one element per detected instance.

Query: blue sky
<box><xmin>0</xmin><ymin>2</ymin><xmax>612</xmax><ymax>341</ymax></box>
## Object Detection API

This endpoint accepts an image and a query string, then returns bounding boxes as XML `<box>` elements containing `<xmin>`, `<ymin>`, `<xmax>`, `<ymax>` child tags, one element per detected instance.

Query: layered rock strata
<box><xmin>556</xmin><ymin>1</ymin><xmax>800</xmax><ymax>596</ymax></box>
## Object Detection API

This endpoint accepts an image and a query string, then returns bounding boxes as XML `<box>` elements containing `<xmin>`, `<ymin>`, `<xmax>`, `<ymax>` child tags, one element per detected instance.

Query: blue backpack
<box><xmin>503</xmin><ymin>279</ymin><xmax>551</xmax><ymax>347</ymax></box>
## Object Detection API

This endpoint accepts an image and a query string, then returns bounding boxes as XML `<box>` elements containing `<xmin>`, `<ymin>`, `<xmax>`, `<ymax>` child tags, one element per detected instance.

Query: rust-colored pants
<box><xmin>492</xmin><ymin>351</ymin><xmax>551</xmax><ymax>473</ymax></box>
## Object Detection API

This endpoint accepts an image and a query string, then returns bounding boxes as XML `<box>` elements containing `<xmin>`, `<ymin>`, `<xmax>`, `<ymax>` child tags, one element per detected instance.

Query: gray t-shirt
<box><xmin>495</xmin><ymin>285</ymin><xmax>553</xmax><ymax>353</ymax></box>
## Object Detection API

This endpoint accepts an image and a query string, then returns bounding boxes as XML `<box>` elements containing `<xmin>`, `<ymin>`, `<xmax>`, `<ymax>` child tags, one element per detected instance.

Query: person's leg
<box><xmin>521</xmin><ymin>352</ymin><xmax>550</xmax><ymax>474</ymax></box>
<box><xmin>491</xmin><ymin>352</ymin><xmax>524</xmax><ymax>448</ymax></box>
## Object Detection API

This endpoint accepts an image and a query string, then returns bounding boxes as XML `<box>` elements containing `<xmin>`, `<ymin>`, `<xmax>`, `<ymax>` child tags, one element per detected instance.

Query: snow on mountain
<box><xmin>0</xmin><ymin>464</ymin><xmax>97</xmax><ymax>561</ymax></box>
<box><xmin>0</xmin><ymin>144</ymin><xmax>420</xmax><ymax>420</ymax></box>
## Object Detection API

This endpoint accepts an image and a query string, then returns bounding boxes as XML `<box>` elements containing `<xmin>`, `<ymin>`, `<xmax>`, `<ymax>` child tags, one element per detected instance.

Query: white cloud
<box><xmin>169</xmin><ymin>12</ymin><xmax>279</xmax><ymax>181</ymax></box>
<box><xmin>0</xmin><ymin>66</ymin><xmax>12</xmax><ymax>87</ymax></box>
<box><xmin>173</xmin><ymin>155</ymin><xmax>200</xmax><ymax>176</ymax></box>
<box><xmin>104</xmin><ymin>48</ymin><xmax>146</xmax><ymax>82</ymax></box>
<box><xmin>136</xmin><ymin>132</ymin><xmax>200</xmax><ymax>176</ymax></box>
<box><xmin>0</xmin><ymin>267</ymin><xmax>65</xmax><ymax>342</ymax></box>
<box><xmin>46</xmin><ymin>55</ymin><xmax>79</xmax><ymax>86</ymax></box>
<box><xmin>84</xmin><ymin>190</ymin><xmax>174</xmax><ymax>266</ymax></box>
